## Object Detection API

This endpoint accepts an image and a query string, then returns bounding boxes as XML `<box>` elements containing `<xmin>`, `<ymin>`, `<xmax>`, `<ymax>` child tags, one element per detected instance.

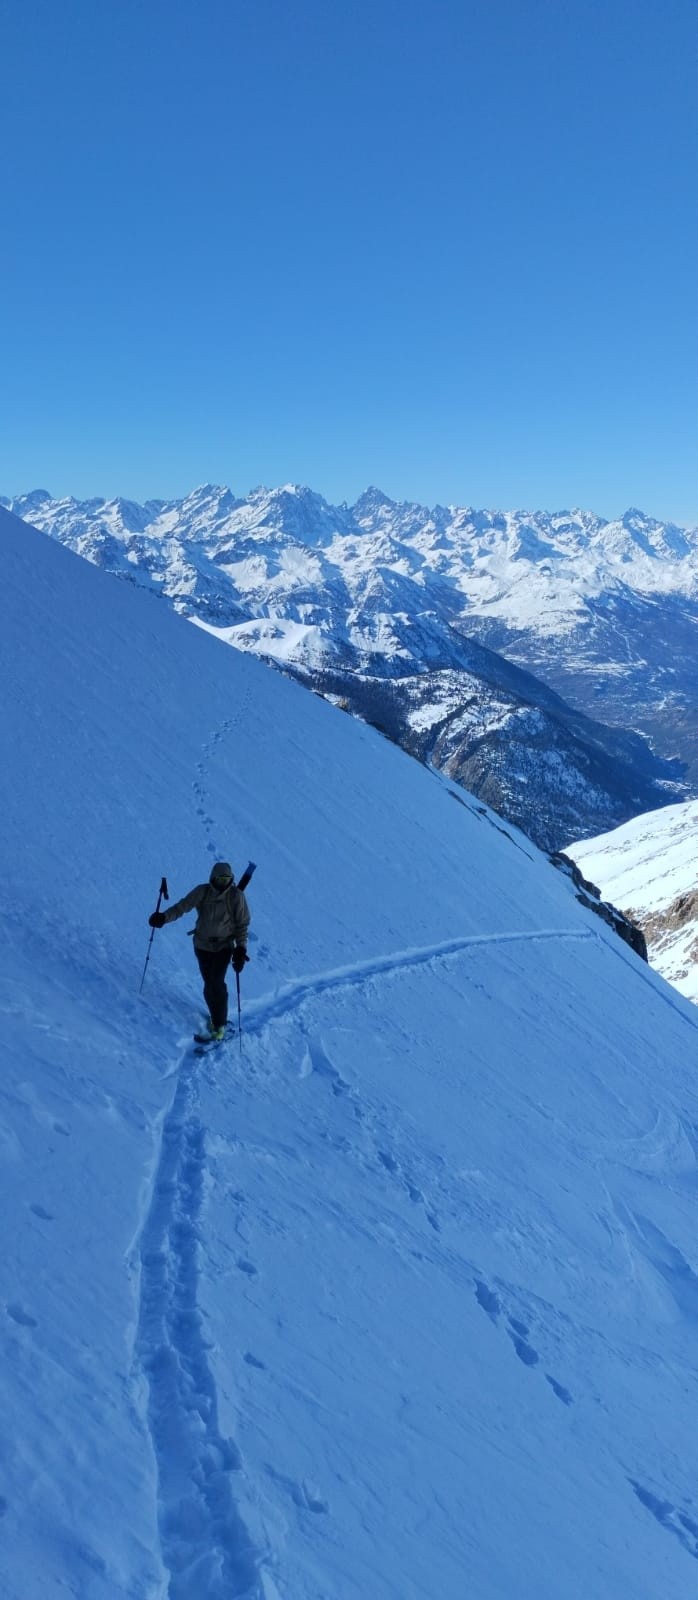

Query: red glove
<box><xmin>149</xmin><ymin>911</ymin><xmax>166</xmax><ymax>928</ymax></box>
<box><xmin>231</xmin><ymin>947</ymin><xmax>249</xmax><ymax>973</ymax></box>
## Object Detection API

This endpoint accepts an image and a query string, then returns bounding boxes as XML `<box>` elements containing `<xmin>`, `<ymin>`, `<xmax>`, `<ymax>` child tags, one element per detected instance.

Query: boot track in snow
<box><xmin>135</xmin><ymin>1052</ymin><xmax>265</xmax><ymax>1598</ymax></box>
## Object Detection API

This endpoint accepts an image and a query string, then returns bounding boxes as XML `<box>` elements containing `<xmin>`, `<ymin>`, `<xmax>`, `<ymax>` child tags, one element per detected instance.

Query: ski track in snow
<box><xmin>136</xmin><ymin>1053</ymin><xmax>265</xmax><ymax>1599</ymax></box>
<box><xmin>244</xmin><ymin>926</ymin><xmax>597</xmax><ymax>1035</ymax></box>
<box><xmin>134</xmin><ymin>709</ymin><xmax>272</xmax><ymax>1597</ymax></box>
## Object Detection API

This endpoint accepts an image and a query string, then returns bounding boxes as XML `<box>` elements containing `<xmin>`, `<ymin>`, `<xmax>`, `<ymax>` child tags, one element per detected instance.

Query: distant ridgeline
<box><xmin>6</xmin><ymin>484</ymin><xmax>695</xmax><ymax>851</ymax></box>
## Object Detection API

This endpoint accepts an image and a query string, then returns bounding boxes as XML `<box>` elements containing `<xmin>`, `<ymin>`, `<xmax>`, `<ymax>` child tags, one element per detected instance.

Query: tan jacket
<box><xmin>163</xmin><ymin>881</ymin><xmax>251</xmax><ymax>952</ymax></box>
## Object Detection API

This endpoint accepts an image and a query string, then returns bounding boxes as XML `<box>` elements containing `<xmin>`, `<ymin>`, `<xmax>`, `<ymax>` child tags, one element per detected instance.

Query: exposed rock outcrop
<box><xmin>549</xmin><ymin>852</ymin><xmax>648</xmax><ymax>962</ymax></box>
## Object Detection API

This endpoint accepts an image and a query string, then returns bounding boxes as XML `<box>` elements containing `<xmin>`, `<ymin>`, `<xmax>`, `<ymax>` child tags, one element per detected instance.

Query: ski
<box><xmin>193</xmin><ymin>1023</ymin><xmax>230</xmax><ymax>1042</ymax></box>
<box><xmin>237</xmin><ymin>860</ymin><xmax>257</xmax><ymax>893</ymax></box>
<box><xmin>192</xmin><ymin>1033</ymin><xmax>227</xmax><ymax>1058</ymax></box>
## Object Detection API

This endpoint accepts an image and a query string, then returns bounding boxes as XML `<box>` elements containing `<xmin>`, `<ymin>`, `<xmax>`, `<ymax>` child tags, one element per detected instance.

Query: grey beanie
<box><xmin>210</xmin><ymin>861</ymin><xmax>233</xmax><ymax>885</ymax></box>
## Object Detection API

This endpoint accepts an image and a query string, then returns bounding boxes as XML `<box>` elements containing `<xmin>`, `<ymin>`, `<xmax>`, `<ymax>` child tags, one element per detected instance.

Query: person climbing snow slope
<box><xmin>149</xmin><ymin>860</ymin><xmax>250</xmax><ymax>1039</ymax></box>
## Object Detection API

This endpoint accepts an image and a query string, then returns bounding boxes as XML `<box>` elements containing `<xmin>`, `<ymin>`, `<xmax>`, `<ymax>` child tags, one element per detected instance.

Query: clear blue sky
<box><xmin>1</xmin><ymin>0</ymin><xmax>697</xmax><ymax>520</ymax></box>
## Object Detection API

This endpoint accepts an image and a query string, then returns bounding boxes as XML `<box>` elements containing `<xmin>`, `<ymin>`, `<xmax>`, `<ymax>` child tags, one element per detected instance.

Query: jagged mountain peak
<box><xmin>352</xmin><ymin>485</ymin><xmax>396</xmax><ymax>514</ymax></box>
<box><xmin>2</xmin><ymin>488</ymin><xmax>53</xmax><ymax>514</ymax></box>
<box><xmin>177</xmin><ymin>482</ymin><xmax>241</xmax><ymax>515</ymax></box>
<box><xmin>235</xmin><ymin>482</ymin><xmax>348</xmax><ymax>546</ymax></box>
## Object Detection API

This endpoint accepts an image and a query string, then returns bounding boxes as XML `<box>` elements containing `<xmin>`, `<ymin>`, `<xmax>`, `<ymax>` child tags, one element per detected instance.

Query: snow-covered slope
<box><xmin>569</xmin><ymin>801</ymin><xmax>698</xmax><ymax>1004</ymax></box>
<box><xmin>3</xmin><ymin>486</ymin><xmax>687</xmax><ymax>848</ymax></box>
<box><xmin>2</xmin><ymin>503</ymin><xmax>698</xmax><ymax>1599</ymax></box>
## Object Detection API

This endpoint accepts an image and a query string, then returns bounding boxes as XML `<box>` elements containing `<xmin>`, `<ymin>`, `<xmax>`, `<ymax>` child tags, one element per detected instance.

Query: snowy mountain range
<box><xmin>4</xmin><ymin>485</ymin><xmax>693</xmax><ymax>850</ymax></box>
<box><xmin>570</xmin><ymin>800</ymin><xmax>698</xmax><ymax>1004</ymax></box>
<box><xmin>3</xmin><ymin>498</ymin><xmax>698</xmax><ymax>1597</ymax></box>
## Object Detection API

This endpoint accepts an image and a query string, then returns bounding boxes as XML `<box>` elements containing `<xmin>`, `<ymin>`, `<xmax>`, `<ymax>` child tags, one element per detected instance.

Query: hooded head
<box><xmin>209</xmin><ymin>861</ymin><xmax>234</xmax><ymax>891</ymax></box>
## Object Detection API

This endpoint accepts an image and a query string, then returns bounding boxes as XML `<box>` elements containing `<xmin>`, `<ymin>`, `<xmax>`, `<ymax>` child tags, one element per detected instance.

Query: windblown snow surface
<box><xmin>1</xmin><ymin>502</ymin><xmax>698</xmax><ymax>1600</ymax></box>
<box><xmin>569</xmin><ymin>802</ymin><xmax>698</xmax><ymax>1005</ymax></box>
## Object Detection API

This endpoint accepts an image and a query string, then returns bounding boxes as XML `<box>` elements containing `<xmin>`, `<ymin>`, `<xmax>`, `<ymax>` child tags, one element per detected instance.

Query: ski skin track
<box><xmin>243</xmin><ymin>926</ymin><xmax>597</xmax><ymax>1036</ymax></box>
<box><xmin>135</xmin><ymin>1053</ymin><xmax>267</xmax><ymax>1599</ymax></box>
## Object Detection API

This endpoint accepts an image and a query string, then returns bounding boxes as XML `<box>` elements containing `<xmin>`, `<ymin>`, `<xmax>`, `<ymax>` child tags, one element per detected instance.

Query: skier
<box><xmin>149</xmin><ymin>861</ymin><xmax>250</xmax><ymax>1040</ymax></box>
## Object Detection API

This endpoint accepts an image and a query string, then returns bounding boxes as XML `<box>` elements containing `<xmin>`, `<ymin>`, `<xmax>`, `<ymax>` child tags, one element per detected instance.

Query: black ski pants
<box><xmin>195</xmin><ymin>944</ymin><xmax>233</xmax><ymax>1029</ymax></box>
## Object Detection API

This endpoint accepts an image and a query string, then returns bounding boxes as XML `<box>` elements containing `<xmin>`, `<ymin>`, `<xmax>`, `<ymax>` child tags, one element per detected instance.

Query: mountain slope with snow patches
<box><xmin>2</xmin><ymin>503</ymin><xmax>698</xmax><ymax>1598</ymax></box>
<box><xmin>4</xmin><ymin>485</ymin><xmax>687</xmax><ymax>848</ymax></box>
<box><xmin>569</xmin><ymin>801</ymin><xmax>698</xmax><ymax>1004</ymax></box>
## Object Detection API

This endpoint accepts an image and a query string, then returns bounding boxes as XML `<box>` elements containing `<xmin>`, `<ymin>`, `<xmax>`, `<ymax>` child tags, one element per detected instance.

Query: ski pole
<box><xmin>232</xmin><ymin>864</ymin><xmax>255</xmax><ymax>1050</ymax></box>
<box><xmin>139</xmin><ymin>876</ymin><xmax>169</xmax><ymax>994</ymax></box>
<box><xmin>235</xmin><ymin>968</ymin><xmax>243</xmax><ymax>1053</ymax></box>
